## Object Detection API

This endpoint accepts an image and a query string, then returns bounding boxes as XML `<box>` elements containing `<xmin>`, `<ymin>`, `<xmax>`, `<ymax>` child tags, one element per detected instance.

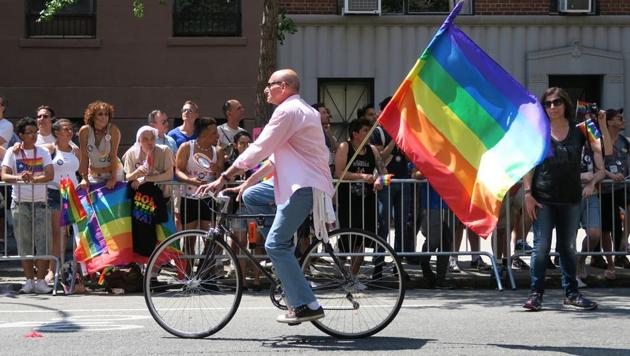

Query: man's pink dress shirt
<box><xmin>233</xmin><ymin>94</ymin><xmax>334</xmax><ymax>204</ymax></box>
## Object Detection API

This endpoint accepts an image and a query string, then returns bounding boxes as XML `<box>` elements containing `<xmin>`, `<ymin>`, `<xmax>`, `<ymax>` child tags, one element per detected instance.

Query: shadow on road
<box><xmin>0</xmin><ymin>301</ymin><xmax>82</xmax><ymax>333</ymax></box>
<box><xmin>491</xmin><ymin>343</ymin><xmax>630</xmax><ymax>356</ymax></box>
<box><xmin>178</xmin><ymin>335</ymin><xmax>432</xmax><ymax>351</ymax></box>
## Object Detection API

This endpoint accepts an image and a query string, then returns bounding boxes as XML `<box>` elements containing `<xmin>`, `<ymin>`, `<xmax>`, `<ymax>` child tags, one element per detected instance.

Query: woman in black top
<box><xmin>522</xmin><ymin>87</ymin><xmax>604</xmax><ymax>311</ymax></box>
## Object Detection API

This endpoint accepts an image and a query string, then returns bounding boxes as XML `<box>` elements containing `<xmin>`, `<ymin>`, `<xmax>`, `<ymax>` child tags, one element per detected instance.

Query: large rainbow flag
<box><xmin>378</xmin><ymin>1</ymin><xmax>550</xmax><ymax>237</ymax></box>
<box><xmin>72</xmin><ymin>182</ymin><xmax>179</xmax><ymax>273</ymax></box>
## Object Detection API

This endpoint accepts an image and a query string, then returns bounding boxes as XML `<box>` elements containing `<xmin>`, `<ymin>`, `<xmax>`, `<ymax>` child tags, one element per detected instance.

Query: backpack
<box><xmin>103</xmin><ymin>264</ymin><xmax>143</xmax><ymax>293</ymax></box>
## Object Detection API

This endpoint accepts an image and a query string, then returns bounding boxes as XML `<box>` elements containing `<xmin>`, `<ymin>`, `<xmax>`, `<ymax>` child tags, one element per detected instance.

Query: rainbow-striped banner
<box><xmin>378</xmin><ymin>1</ymin><xmax>550</xmax><ymax>237</ymax></box>
<box><xmin>73</xmin><ymin>182</ymin><xmax>179</xmax><ymax>273</ymax></box>
<box><xmin>74</xmin><ymin>182</ymin><xmax>134</xmax><ymax>270</ymax></box>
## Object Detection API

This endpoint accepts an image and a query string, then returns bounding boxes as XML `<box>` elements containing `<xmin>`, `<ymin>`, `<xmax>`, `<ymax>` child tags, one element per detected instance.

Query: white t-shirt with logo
<box><xmin>1</xmin><ymin>147</ymin><xmax>52</xmax><ymax>202</ymax></box>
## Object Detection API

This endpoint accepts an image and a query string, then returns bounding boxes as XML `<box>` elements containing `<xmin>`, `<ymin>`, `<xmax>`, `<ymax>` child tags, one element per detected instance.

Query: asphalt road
<box><xmin>1</xmin><ymin>288</ymin><xmax>629</xmax><ymax>355</ymax></box>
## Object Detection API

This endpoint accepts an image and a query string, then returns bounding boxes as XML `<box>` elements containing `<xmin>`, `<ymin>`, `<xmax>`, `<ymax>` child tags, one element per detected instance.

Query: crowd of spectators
<box><xmin>0</xmin><ymin>89</ymin><xmax>629</xmax><ymax>299</ymax></box>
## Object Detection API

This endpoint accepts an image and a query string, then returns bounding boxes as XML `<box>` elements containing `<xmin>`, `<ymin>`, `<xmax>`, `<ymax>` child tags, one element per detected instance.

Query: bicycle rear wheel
<box><xmin>301</xmin><ymin>228</ymin><xmax>406</xmax><ymax>338</ymax></box>
<box><xmin>144</xmin><ymin>229</ymin><xmax>242</xmax><ymax>338</ymax></box>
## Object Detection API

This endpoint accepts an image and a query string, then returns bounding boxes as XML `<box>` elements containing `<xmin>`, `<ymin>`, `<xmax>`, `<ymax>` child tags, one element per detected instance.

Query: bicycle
<box><xmin>143</xmin><ymin>191</ymin><xmax>406</xmax><ymax>339</ymax></box>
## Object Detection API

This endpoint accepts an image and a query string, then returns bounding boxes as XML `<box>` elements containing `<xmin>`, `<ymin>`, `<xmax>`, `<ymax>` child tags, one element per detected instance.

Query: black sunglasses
<box><xmin>543</xmin><ymin>98</ymin><xmax>564</xmax><ymax>109</ymax></box>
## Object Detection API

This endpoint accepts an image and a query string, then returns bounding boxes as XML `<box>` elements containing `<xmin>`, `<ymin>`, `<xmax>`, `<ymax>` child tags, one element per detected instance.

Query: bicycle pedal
<box><xmin>288</xmin><ymin>322</ymin><xmax>301</xmax><ymax>326</ymax></box>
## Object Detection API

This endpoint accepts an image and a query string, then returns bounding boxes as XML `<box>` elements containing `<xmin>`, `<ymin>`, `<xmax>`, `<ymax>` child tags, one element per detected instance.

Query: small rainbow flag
<box><xmin>378</xmin><ymin>1</ymin><xmax>550</xmax><ymax>237</ymax></box>
<box><xmin>379</xmin><ymin>174</ymin><xmax>394</xmax><ymax>186</ymax></box>
<box><xmin>576</xmin><ymin>101</ymin><xmax>592</xmax><ymax>114</ymax></box>
<box><xmin>251</xmin><ymin>159</ymin><xmax>273</xmax><ymax>182</ymax></box>
<box><xmin>59</xmin><ymin>177</ymin><xmax>87</xmax><ymax>226</ymax></box>
<box><xmin>576</xmin><ymin>118</ymin><xmax>602</xmax><ymax>143</ymax></box>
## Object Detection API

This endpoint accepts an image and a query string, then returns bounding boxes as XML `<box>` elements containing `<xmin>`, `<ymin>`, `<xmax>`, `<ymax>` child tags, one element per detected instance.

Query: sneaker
<box><xmin>590</xmin><ymin>255</ymin><xmax>608</xmax><ymax>269</ymax></box>
<box><xmin>34</xmin><ymin>279</ymin><xmax>52</xmax><ymax>294</ymax></box>
<box><xmin>448</xmin><ymin>257</ymin><xmax>461</xmax><ymax>273</ymax></box>
<box><xmin>514</xmin><ymin>239</ymin><xmax>533</xmax><ymax>254</ymax></box>
<box><xmin>576</xmin><ymin>277</ymin><xmax>587</xmax><ymax>288</ymax></box>
<box><xmin>20</xmin><ymin>279</ymin><xmax>35</xmax><ymax>294</ymax></box>
<box><xmin>614</xmin><ymin>256</ymin><xmax>630</xmax><ymax>269</ymax></box>
<box><xmin>563</xmin><ymin>294</ymin><xmax>598</xmax><ymax>311</ymax></box>
<box><xmin>471</xmin><ymin>258</ymin><xmax>491</xmax><ymax>272</ymax></box>
<box><xmin>277</xmin><ymin>305</ymin><xmax>325</xmax><ymax>323</ymax></box>
<box><xmin>511</xmin><ymin>256</ymin><xmax>530</xmax><ymax>270</ymax></box>
<box><xmin>523</xmin><ymin>291</ymin><xmax>543</xmax><ymax>311</ymax></box>
<box><xmin>576</xmin><ymin>261</ymin><xmax>587</xmax><ymax>279</ymax></box>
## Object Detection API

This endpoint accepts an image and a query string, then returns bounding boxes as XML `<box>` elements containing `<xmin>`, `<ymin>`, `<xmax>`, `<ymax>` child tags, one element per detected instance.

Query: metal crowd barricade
<box><xmin>333</xmin><ymin>178</ymin><xmax>504</xmax><ymax>291</ymax></box>
<box><xmin>505</xmin><ymin>179</ymin><xmax>630</xmax><ymax>290</ymax></box>
<box><xmin>0</xmin><ymin>182</ymin><xmax>61</xmax><ymax>295</ymax></box>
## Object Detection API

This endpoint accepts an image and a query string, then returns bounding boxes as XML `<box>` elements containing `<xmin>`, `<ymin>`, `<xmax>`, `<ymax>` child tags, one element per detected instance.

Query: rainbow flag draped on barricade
<box><xmin>60</xmin><ymin>181</ymin><xmax>178</xmax><ymax>274</ymax></box>
<box><xmin>378</xmin><ymin>1</ymin><xmax>551</xmax><ymax>237</ymax></box>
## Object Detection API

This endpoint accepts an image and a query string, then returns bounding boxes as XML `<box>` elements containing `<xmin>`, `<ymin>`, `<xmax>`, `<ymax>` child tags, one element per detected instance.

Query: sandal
<box><xmin>604</xmin><ymin>269</ymin><xmax>616</xmax><ymax>280</ymax></box>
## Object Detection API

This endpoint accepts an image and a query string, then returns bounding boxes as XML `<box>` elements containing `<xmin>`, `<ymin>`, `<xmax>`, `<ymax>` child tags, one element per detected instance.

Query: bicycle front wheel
<box><xmin>301</xmin><ymin>228</ymin><xmax>406</xmax><ymax>338</ymax></box>
<box><xmin>144</xmin><ymin>229</ymin><xmax>243</xmax><ymax>338</ymax></box>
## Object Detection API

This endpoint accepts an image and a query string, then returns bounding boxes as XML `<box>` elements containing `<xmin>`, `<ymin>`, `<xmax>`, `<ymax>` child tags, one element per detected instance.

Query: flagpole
<box><xmin>333</xmin><ymin>117</ymin><xmax>383</xmax><ymax>193</ymax></box>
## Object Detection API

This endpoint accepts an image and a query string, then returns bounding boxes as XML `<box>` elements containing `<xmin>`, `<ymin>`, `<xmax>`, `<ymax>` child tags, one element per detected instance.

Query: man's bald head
<box><xmin>273</xmin><ymin>69</ymin><xmax>300</xmax><ymax>92</ymax></box>
<box><xmin>265</xmin><ymin>69</ymin><xmax>302</xmax><ymax>105</ymax></box>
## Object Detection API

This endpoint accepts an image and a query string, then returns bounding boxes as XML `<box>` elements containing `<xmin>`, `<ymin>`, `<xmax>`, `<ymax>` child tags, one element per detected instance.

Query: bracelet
<box><xmin>524</xmin><ymin>189</ymin><xmax>532</xmax><ymax>195</ymax></box>
<box><xmin>220</xmin><ymin>172</ymin><xmax>230</xmax><ymax>180</ymax></box>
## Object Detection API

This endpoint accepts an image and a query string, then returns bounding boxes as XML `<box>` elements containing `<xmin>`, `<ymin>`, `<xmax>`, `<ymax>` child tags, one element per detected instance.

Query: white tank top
<box><xmin>185</xmin><ymin>140</ymin><xmax>217</xmax><ymax>198</ymax></box>
<box><xmin>51</xmin><ymin>145</ymin><xmax>80</xmax><ymax>189</ymax></box>
<box><xmin>87</xmin><ymin>124</ymin><xmax>112</xmax><ymax>169</ymax></box>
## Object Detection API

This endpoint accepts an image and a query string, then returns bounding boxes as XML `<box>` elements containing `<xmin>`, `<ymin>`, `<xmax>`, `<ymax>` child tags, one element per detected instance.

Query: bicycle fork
<box><xmin>323</xmin><ymin>242</ymin><xmax>360</xmax><ymax>310</ymax></box>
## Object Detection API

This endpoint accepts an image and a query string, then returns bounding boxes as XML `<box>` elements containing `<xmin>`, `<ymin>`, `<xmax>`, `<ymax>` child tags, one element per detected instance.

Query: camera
<box><xmin>587</xmin><ymin>103</ymin><xmax>599</xmax><ymax>115</ymax></box>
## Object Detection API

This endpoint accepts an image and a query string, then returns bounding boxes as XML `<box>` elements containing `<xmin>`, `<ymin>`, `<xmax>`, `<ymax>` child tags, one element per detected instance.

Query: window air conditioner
<box><xmin>558</xmin><ymin>0</ymin><xmax>592</xmax><ymax>13</ymax></box>
<box><xmin>344</xmin><ymin>0</ymin><xmax>381</xmax><ymax>15</ymax></box>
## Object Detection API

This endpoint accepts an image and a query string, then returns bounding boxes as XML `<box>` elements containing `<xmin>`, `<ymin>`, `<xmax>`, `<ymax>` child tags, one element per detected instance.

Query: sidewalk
<box><xmin>401</xmin><ymin>258</ymin><xmax>630</xmax><ymax>290</ymax></box>
<box><xmin>2</xmin><ymin>257</ymin><xmax>629</xmax><ymax>294</ymax></box>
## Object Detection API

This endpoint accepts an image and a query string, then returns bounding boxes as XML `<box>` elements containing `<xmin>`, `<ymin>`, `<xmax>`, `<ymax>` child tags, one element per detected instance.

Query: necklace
<box><xmin>196</xmin><ymin>142</ymin><xmax>212</xmax><ymax>152</ymax></box>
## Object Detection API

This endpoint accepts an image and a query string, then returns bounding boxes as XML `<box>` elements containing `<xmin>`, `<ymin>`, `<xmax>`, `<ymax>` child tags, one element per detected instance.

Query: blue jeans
<box><xmin>530</xmin><ymin>202</ymin><xmax>581</xmax><ymax>298</ymax></box>
<box><xmin>242</xmin><ymin>182</ymin><xmax>276</xmax><ymax>237</ymax></box>
<box><xmin>242</xmin><ymin>183</ymin><xmax>316</xmax><ymax>308</ymax></box>
<box><xmin>377</xmin><ymin>183</ymin><xmax>413</xmax><ymax>253</ymax></box>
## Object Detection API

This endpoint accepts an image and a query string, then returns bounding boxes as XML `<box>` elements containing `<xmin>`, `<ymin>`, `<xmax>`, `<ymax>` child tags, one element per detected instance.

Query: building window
<box><xmin>173</xmin><ymin>0</ymin><xmax>241</xmax><ymax>37</ymax></box>
<box><xmin>318</xmin><ymin>78</ymin><xmax>374</xmax><ymax>139</ymax></box>
<box><xmin>25</xmin><ymin>0</ymin><xmax>96</xmax><ymax>38</ymax></box>
<box><xmin>382</xmin><ymin>0</ymin><xmax>473</xmax><ymax>15</ymax></box>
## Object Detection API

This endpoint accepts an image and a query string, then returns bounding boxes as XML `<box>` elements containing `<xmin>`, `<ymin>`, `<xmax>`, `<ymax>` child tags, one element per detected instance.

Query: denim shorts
<box><xmin>580</xmin><ymin>194</ymin><xmax>601</xmax><ymax>229</ymax></box>
<box><xmin>11</xmin><ymin>201</ymin><xmax>52</xmax><ymax>256</ymax></box>
<box><xmin>47</xmin><ymin>188</ymin><xmax>61</xmax><ymax>211</ymax></box>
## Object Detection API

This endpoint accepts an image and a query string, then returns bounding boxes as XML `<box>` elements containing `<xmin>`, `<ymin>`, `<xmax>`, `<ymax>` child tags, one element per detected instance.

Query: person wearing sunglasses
<box><xmin>1</xmin><ymin>117</ymin><xmax>54</xmax><ymax>294</ymax></box>
<box><xmin>78</xmin><ymin>101</ymin><xmax>123</xmax><ymax>190</ymax></box>
<box><xmin>148</xmin><ymin>109</ymin><xmax>177</xmax><ymax>155</ymax></box>
<box><xmin>522</xmin><ymin>87</ymin><xmax>604</xmax><ymax>311</ymax></box>
<box><xmin>168</xmin><ymin>100</ymin><xmax>199</xmax><ymax>149</ymax></box>
<box><xmin>40</xmin><ymin>119</ymin><xmax>80</xmax><ymax>284</ymax></box>
<box><xmin>35</xmin><ymin>105</ymin><xmax>56</xmax><ymax>145</ymax></box>
<box><xmin>198</xmin><ymin>69</ymin><xmax>334</xmax><ymax>324</ymax></box>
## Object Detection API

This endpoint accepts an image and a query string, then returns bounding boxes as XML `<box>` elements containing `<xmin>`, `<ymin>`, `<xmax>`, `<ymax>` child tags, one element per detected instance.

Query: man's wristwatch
<box><xmin>220</xmin><ymin>172</ymin><xmax>230</xmax><ymax>180</ymax></box>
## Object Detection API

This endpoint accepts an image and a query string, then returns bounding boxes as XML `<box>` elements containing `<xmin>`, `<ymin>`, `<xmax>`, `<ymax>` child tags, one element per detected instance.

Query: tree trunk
<box><xmin>255</xmin><ymin>0</ymin><xmax>279</xmax><ymax>127</ymax></box>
